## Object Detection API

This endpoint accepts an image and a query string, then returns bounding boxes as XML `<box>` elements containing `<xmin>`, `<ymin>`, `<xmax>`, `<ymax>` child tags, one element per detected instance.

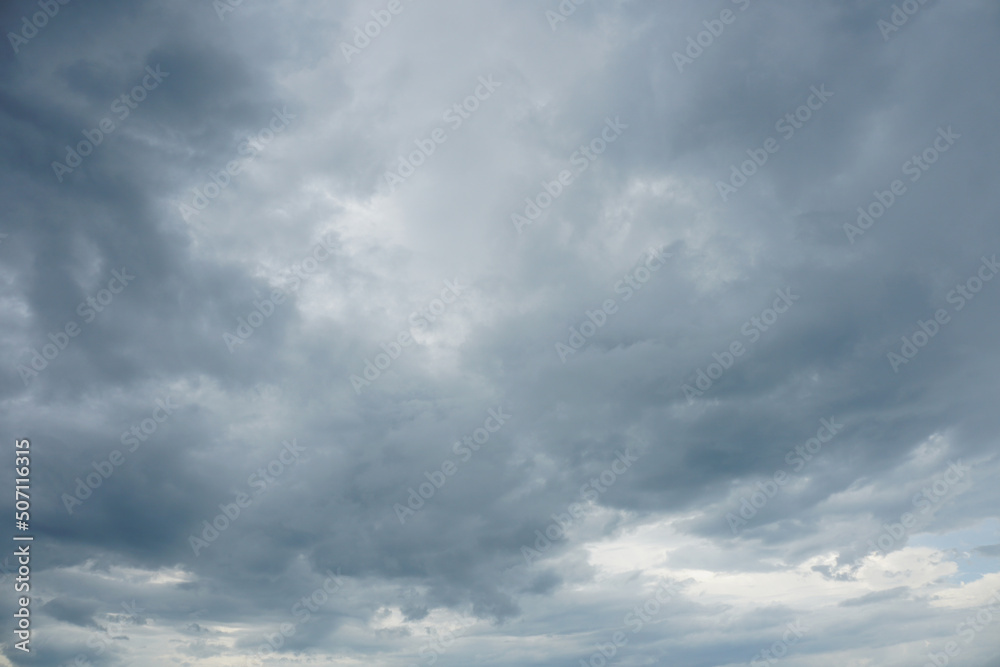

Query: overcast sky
<box><xmin>2</xmin><ymin>0</ymin><xmax>1000</xmax><ymax>665</ymax></box>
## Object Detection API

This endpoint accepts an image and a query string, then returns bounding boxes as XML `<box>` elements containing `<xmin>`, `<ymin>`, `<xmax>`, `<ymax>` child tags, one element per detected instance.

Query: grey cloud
<box><xmin>2</xmin><ymin>0</ymin><xmax>1000</xmax><ymax>665</ymax></box>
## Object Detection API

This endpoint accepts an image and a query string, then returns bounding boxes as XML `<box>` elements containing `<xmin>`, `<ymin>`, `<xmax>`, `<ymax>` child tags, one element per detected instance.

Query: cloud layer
<box><xmin>2</xmin><ymin>0</ymin><xmax>1000</xmax><ymax>665</ymax></box>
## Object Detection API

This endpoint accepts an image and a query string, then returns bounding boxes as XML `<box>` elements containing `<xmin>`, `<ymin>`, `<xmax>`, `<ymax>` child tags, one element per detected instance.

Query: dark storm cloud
<box><xmin>1</xmin><ymin>0</ymin><xmax>999</xmax><ymax>665</ymax></box>
<box><xmin>39</xmin><ymin>597</ymin><xmax>99</xmax><ymax>628</ymax></box>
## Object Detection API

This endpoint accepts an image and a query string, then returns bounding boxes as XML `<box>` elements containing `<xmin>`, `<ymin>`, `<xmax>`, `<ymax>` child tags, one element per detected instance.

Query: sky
<box><xmin>2</xmin><ymin>0</ymin><xmax>1000</xmax><ymax>665</ymax></box>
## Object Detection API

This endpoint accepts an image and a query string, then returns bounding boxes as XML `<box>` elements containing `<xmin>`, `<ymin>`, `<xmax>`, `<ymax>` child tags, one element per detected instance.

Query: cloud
<box><xmin>2</xmin><ymin>0</ymin><xmax>1000</xmax><ymax>664</ymax></box>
